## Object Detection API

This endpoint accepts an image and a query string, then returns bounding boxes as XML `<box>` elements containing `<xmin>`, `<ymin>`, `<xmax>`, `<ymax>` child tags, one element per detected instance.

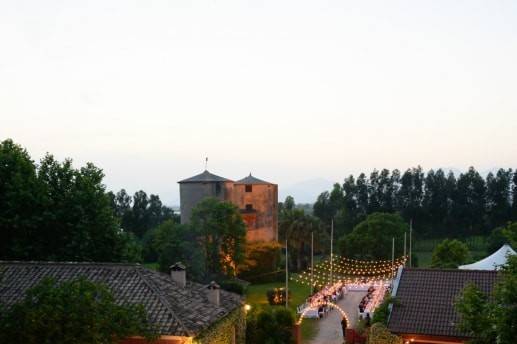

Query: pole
<box><xmin>330</xmin><ymin>219</ymin><xmax>334</xmax><ymax>285</ymax></box>
<box><xmin>392</xmin><ymin>237</ymin><xmax>395</xmax><ymax>264</ymax></box>
<box><xmin>285</xmin><ymin>239</ymin><xmax>288</xmax><ymax>308</ymax></box>
<box><xmin>404</xmin><ymin>232</ymin><xmax>407</xmax><ymax>263</ymax></box>
<box><xmin>392</xmin><ymin>237</ymin><xmax>395</xmax><ymax>278</ymax></box>
<box><xmin>409</xmin><ymin>219</ymin><xmax>413</xmax><ymax>267</ymax></box>
<box><xmin>311</xmin><ymin>231</ymin><xmax>314</xmax><ymax>295</ymax></box>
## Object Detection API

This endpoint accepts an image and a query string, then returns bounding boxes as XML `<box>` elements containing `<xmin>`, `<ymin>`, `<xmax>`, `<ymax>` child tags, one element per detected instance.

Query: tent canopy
<box><xmin>459</xmin><ymin>244</ymin><xmax>516</xmax><ymax>270</ymax></box>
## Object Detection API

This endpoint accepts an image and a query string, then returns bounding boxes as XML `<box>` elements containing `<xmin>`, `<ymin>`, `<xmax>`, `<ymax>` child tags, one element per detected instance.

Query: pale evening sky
<box><xmin>1</xmin><ymin>0</ymin><xmax>516</xmax><ymax>204</ymax></box>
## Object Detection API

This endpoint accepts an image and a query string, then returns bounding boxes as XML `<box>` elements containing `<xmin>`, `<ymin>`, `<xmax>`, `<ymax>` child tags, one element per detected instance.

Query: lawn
<box><xmin>246</xmin><ymin>280</ymin><xmax>317</xmax><ymax>343</ymax></box>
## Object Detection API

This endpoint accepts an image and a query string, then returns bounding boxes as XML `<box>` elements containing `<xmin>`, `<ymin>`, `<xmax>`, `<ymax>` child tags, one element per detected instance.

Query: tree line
<box><xmin>0</xmin><ymin>139</ymin><xmax>174</xmax><ymax>263</ymax></box>
<box><xmin>313</xmin><ymin>166</ymin><xmax>517</xmax><ymax>239</ymax></box>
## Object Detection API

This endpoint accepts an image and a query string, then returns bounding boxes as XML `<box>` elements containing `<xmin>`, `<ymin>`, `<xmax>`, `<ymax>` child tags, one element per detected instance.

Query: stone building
<box><xmin>178</xmin><ymin>170</ymin><xmax>278</xmax><ymax>243</ymax></box>
<box><xmin>0</xmin><ymin>261</ymin><xmax>245</xmax><ymax>344</ymax></box>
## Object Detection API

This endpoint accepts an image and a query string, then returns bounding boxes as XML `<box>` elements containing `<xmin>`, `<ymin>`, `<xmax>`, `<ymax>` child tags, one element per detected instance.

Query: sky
<box><xmin>1</xmin><ymin>0</ymin><xmax>516</xmax><ymax>205</ymax></box>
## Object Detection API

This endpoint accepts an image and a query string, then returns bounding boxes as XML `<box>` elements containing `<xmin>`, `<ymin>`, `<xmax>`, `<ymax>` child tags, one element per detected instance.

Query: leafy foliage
<box><xmin>313</xmin><ymin>167</ymin><xmax>517</xmax><ymax>239</ymax></box>
<box><xmin>246</xmin><ymin>307</ymin><xmax>295</xmax><ymax>344</ymax></box>
<box><xmin>367</xmin><ymin>323</ymin><xmax>402</xmax><ymax>344</ymax></box>
<box><xmin>0</xmin><ymin>277</ymin><xmax>156</xmax><ymax>344</ymax></box>
<box><xmin>151</xmin><ymin>220</ymin><xmax>205</xmax><ymax>280</ymax></box>
<box><xmin>501</xmin><ymin>222</ymin><xmax>517</xmax><ymax>248</ymax></box>
<box><xmin>431</xmin><ymin>239</ymin><xmax>469</xmax><ymax>268</ymax></box>
<box><xmin>0</xmin><ymin>139</ymin><xmax>134</xmax><ymax>262</ymax></box>
<box><xmin>456</xmin><ymin>255</ymin><xmax>517</xmax><ymax>344</ymax></box>
<box><xmin>371</xmin><ymin>295</ymin><xmax>398</xmax><ymax>325</ymax></box>
<box><xmin>238</xmin><ymin>241</ymin><xmax>282</xmax><ymax>282</ymax></box>
<box><xmin>279</xmin><ymin>197</ymin><xmax>325</xmax><ymax>272</ymax></box>
<box><xmin>194</xmin><ymin>307</ymin><xmax>245</xmax><ymax>344</ymax></box>
<box><xmin>191</xmin><ymin>198</ymin><xmax>247</xmax><ymax>278</ymax></box>
<box><xmin>108</xmin><ymin>189</ymin><xmax>179</xmax><ymax>239</ymax></box>
<box><xmin>338</xmin><ymin>212</ymin><xmax>407</xmax><ymax>260</ymax></box>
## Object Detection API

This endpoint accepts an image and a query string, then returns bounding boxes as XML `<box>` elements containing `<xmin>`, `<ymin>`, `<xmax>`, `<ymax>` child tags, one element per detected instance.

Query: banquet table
<box><xmin>301</xmin><ymin>308</ymin><xmax>320</xmax><ymax>319</ymax></box>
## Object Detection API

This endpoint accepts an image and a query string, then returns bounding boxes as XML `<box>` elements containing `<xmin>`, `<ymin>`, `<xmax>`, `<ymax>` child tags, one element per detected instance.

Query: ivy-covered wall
<box><xmin>194</xmin><ymin>306</ymin><xmax>245</xmax><ymax>344</ymax></box>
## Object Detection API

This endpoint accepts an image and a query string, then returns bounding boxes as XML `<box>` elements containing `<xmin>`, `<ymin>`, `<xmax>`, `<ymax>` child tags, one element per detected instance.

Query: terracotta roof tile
<box><xmin>0</xmin><ymin>261</ymin><xmax>242</xmax><ymax>336</ymax></box>
<box><xmin>388</xmin><ymin>268</ymin><xmax>499</xmax><ymax>338</ymax></box>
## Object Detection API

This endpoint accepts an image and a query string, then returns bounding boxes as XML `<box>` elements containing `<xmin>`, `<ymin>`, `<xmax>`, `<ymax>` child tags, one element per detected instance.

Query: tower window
<box><xmin>245</xmin><ymin>184</ymin><xmax>252</xmax><ymax>192</ymax></box>
<box><xmin>245</xmin><ymin>204</ymin><xmax>253</xmax><ymax>211</ymax></box>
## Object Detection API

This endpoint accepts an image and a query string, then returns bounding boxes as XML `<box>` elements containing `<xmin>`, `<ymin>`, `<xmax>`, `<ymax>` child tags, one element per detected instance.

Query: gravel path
<box><xmin>307</xmin><ymin>291</ymin><xmax>366</xmax><ymax>344</ymax></box>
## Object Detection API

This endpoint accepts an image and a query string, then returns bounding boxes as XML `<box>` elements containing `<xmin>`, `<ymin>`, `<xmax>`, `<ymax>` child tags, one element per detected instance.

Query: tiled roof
<box><xmin>178</xmin><ymin>170</ymin><xmax>232</xmax><ymax>183</ymax></box>
<box><xmin>0</xmin><ymin>261</ymin><xmax>242</xmax><ymax>337</ymax></box>
<box><xmin>388</xmin><ymin>268</ymin><xmax>499</xmax><ymax>338</ymax></box>
<box><xmin>235</xmin><ymin>174</ymin><xmax>273</xmax><ymax>185</ymax></box>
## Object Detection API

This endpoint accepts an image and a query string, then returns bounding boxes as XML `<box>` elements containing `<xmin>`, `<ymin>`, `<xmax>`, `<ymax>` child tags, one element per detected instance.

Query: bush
<box><xmin>238</xmin><ymin>242</ymin><xmax>282</xmax><ymax>282</ymax></box>
<box><xmin>246</xmin><ymin>307</ymin><xmax>295</xmax><ymax>344</ymax></box>
<box><xmin>220</xmin><ymin>280</ymin><xmax>247</xmax><ymax>295</ymax></box>
<box><xmin>0</xmin><ymin>277</ymin><xmax>157</xmax><ymax>344</ymax></box>
<box><xmin>431</xmin><ymin>239</ymin><xmax>470</xmax><ymax>268</ymax></box>
<box><xmin>266</xmin><ymin>288</ymin><xmax>290</xmax><ymax>305</ymax></box>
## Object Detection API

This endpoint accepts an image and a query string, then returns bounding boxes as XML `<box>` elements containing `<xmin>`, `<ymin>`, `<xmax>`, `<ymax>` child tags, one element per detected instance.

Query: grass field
<box><xmin>246</xmin><ymin>281</ymin><xmax>317</xmax><ymax>343</ymax></box>
<box><xmin>413</xmin><ymin>236</ymin><xmax>488</xmax><ymax>267</ymax></box>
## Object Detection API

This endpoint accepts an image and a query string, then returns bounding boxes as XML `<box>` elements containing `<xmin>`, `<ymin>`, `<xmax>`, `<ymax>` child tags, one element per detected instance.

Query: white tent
<box><xmin>459</xmin><ymin>244</ymin><xmax>516</xmax><ymax>270</ymax></box>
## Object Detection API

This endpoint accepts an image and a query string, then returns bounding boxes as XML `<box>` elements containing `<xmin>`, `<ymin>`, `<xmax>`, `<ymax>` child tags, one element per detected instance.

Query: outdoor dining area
<box><xmin>357</xmin><ymin>283</ymin><xmax>390</xmax><ymax>318</ymax></box>
<box><xmin>296</xmin><ymin>281</ymin><xmax>346</xmax><ymax>319</ymax></box>
<box><xmin>296</xmin><ymin>280</ymin><xmax>391</xmax><ymax>320</ymax></box>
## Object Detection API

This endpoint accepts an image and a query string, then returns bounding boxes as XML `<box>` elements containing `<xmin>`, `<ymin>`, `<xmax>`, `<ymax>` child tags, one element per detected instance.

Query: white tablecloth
<box><xmin>302</xmin><ymin>308</ymin><xmax>320</xmax><ymax>319</ymax></box>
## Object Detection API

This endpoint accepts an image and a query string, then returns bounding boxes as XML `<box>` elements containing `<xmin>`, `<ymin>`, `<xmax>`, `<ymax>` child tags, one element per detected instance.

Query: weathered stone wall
<box><xmin>179</xmin><ymin>182</ymin><xmax>231</xmax><ymax>224</ymax></box>
<box><xmin>229</xmin><ymin>184</ymin><xmax>278</xmax><ymax>242</ymax></box>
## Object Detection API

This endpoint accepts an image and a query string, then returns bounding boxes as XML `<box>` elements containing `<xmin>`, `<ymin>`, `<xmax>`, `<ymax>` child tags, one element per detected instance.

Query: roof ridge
<box><xmin>135</xmin><ymin>268</ymin><xmax>193</xmax><ymax>337</ymax></box>
<box><xmin>0</xmin><ymin>261</ymin><xmax>140</xmax><ymax>267</ymax></box>
<box><xmin>404</xmin><ymin>267</ymin><xmax>498</xmax><ymax>273</ymax></box>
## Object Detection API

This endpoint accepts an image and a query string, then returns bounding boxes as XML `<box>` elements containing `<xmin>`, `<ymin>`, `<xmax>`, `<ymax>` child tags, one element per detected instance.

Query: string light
<box><xmin>291</xmin><ymin>254</ymin><xmax>407</xmax><ymax>287</ymax></box>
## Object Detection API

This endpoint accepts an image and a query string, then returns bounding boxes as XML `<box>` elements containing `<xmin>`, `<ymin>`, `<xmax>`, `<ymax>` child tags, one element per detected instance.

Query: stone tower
<box><xmin>178</xmin><ymin>170</ymin><xmax>278</xmax><ymax>242</ymax></box>
<box><xmin>229</xmin><ymin>174</ymin><xmax>278</xmax><ymax>242</ymax></box>
<box><xmin>178</xmin><ymin>170</ymin><xmax>233</xmax><ymax>224</ymax></box>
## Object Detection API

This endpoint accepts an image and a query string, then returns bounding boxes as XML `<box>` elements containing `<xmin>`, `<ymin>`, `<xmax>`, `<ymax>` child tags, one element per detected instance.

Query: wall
<box><xmin>179</xmin><ymin>182</ymin><xmax>231</xmax><ymax>224</ymax></box>
<box><xmin>193</xmin><ymin>307</ymin><xmax>246</xmax><ymax>344</ymax></box>
<box><xmin>230</xmin><ymin>184</ymin><xmax>278</xmax><ymax>242</ymax></box>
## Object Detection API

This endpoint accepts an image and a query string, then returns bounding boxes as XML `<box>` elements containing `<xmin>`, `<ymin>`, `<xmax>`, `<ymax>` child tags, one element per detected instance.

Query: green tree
<box><xmin>0</xmin><ymin>139</ymin><xmax>43</xmax><ymax>259</ymax></box>
<box><xmin>397</xmin><ymin>167</ymin><xmax>424</xmax><ymax>227</ymax></box>
<box><xmin>486</xmin><ymin>169</ymin><xmax>512</xmax><ymax>230</ymax></box>
<box><xmin>423</xmin><ymin>169</ymin><xmax>449</xmax><ymax>236</ymax></box>
<box><xmin>246</xmin><ymin>308</ymin><xmax>295</xmax><ymax>344</ymax></box>
<box><xmin>371</xmin><ymin>296</ymin><xmax>398</xmax><ymax>325</ymax></box>
<box><xmin>313</xmin><ymin>191</ymin><xmax>333</xmax><ymax>224</ymax></box>
<box><xmin>37</xmin><ymin>155</ymin><xmax>124</xmax><ymax>261</ymax></box>
<box><xmin>338</xmin><ymin>212</ymin><xmax>407</xmax><ymax>260</ymax></box>
<box><xmin>455</xmin><ymin>283</ymin><xmax>495</xmax><ymax>344</ymax></box>
<box><xmin>191</xmin><ymin>198</ymin><xmax>246</xmax><ymax>277</ymax></box>
<box><xmin>0</xmin><ymin>277</ymin><xmax>156</xmax><ymax>344</ymax></box>
<box><xmin>487</xmin><ymin>226</ymin><xmax>507</xmax><ymax>254</ymax></box>
<box><xmin>501</xmin><ymin>222</ymin><xmax>517</xmax><ymax>248</ymax></box>
<box><xmin>356</xmin><ymin>173</ymin><xmax>369</xmax><ymax>217</ymax></box>
<box><xmin>280</xmin><ymin>208</ymin><xmax>322</xmax><ymax>271</ymax></box>
<box><xmin>512</xmin><ymin>170</ymin><xmax>517</xmax><ymax>220</ymax></box>
<box><xmin>431</xmin><ymin>239</ymin><xmax>469</xmax><ymax>268</ymax></box>
<box><xmin>456</xmin><ymin>255</ymin><xmax>517</xmax><ymax>344</ymax></box>
<box><xmin>453</xmin><ymin>167</ymin><xmax>487</xmax><ymax>235</ymax></box>
<box><xmin>152</xmin><ymin>220</ymin><xmax>205</xmax><ymax>280</ymax></box>
<box><xmin>367</xmin><ymin>323</ymin><xmax>402</xmax><ymax>344</ymax></box>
